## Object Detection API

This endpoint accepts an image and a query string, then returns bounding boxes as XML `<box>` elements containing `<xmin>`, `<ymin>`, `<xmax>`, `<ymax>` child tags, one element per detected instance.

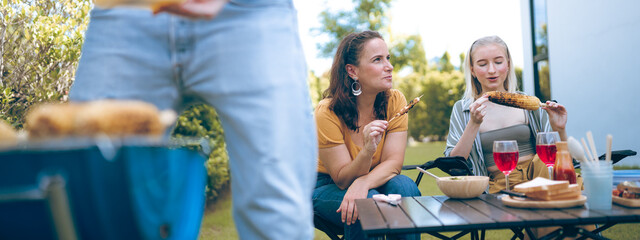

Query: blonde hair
<box><xmin>462</xmin><ymin>36</ymin><xmax>518</xmax><ymax>101</ymax></box>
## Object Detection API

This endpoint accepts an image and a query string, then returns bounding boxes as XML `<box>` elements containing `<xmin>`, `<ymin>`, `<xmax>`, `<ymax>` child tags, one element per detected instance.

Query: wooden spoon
<box><xmin>416</xmin><ymin>167</ymin><xmax>441</xmax><ymax>180</ymax></box>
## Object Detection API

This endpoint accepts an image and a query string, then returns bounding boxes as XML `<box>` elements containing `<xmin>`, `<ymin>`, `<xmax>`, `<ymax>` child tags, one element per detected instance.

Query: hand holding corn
<box><xmin>486</xmin><ymin>91</ymin><xmax>546</xmax><ymax>111</ymax></box>
<box><xmin>388</xmin><ymin>95</ymin><xmax>422</xmax><ymax>123</ymax></box>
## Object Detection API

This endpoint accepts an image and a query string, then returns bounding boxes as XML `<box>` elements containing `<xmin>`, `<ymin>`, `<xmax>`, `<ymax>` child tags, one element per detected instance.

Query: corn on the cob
<box><xmin>389</xmin><ymin>95</ymin><xmax>422</xmax><ymax>123</ymax></box>
<box><xmin>486</xmin><ymin>91</ymin><xmax>546</xmax><ymax>111</ymax></box>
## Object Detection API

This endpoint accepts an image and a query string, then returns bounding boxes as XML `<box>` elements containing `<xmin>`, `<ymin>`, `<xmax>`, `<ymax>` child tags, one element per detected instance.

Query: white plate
<box><xmin>612</xmin><ymin>195</ymin><xmax>640</xmax><ymax>208</ymax></box>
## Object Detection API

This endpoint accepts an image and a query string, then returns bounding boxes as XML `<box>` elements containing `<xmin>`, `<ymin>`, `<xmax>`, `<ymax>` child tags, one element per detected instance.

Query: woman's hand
<box><xmin>337</xmin><ymin>179</ymin><xmax>369</xmax><ymax>225</ymax></box>
<box><xmin>469</xmin><ymin>95</ymin><xmax>489</xmax><ymax>126</ymax></box>
<box><xmin>153</xmin><ymin>0</ymin><xmax>228</xmax><ymax>19</ymax></box>
<box><xmin>543</xmin><ymin>101</ymin><xmax>568</xmax><ymax>131</ymax></box>
<box><xmin>362</xmin><ymin>120</ymin><xmax>388</xmax><ymax>153</ymax></box>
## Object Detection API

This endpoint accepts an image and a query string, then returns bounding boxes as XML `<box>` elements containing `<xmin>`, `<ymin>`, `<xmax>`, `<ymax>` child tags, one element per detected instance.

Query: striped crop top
<box><xmin>479</xmin><ymin>124</ymin><xmax>536</xmax><ymax>168</ymax></box>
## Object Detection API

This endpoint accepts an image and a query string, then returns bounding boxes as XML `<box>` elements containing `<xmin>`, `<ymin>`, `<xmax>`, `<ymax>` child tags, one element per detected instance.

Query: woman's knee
<box><xmin>366</xmin><ymin>189</ymin><xmax>381</xmax><ymax>198</ymax></box>
<box><xmin>384</xmin><ymin>175</ymin><xmax>421</xmax><ymax>196</ymax></box>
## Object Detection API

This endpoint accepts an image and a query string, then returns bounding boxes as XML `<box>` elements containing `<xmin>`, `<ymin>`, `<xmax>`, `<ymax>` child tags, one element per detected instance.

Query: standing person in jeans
<box><xmin>313</xmin><ymin>30</ymin><xmax>421</xmax><ymax>240</ymax></box>
<box><xmin>70</xmin><ymin>0</ymin><xmax>318</xmax><ymax>239</ymax></box>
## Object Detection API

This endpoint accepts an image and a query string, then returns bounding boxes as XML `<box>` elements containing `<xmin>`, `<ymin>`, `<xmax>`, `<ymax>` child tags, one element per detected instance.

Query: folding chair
<box><xmin>314</xmin><ymin>156</ymin><xmax>472</xmax><ymax>240</ymax></box>
<box><xmin>574</xmin><ymin>150</ymin><xmax>637</xmax><ymax>169</ymax></box>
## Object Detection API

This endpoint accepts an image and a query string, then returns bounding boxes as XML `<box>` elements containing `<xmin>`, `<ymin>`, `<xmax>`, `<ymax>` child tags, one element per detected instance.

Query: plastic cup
<box><xmin>581</xmin><ymin>161</ymin><xmax>613</xmax><ymax>210</ymax></box>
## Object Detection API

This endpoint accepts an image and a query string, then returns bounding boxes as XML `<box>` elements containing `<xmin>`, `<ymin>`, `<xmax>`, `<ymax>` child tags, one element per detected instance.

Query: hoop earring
<box><xmin>351</xmin><ymin>80</ymin><xmax>362</xmax><ymax>96</ymax></box>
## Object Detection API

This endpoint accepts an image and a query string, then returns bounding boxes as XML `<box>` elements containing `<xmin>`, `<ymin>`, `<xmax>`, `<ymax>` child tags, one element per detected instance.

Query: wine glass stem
<box><xmin>505</xmin><ymin>173</ymin><xmax>510</xmax><ymax>191</ymax></box>
<box><xmin>548</xmin><ymin>166</ymin><xmax>553</xmax><ymax>180</ymax></box>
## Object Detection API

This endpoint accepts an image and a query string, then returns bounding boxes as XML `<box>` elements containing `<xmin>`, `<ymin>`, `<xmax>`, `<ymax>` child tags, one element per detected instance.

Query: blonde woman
<box><xmin>444</xmin><ymin>36</ymin><xmax>568</xmax><ymax>193</ymax></box>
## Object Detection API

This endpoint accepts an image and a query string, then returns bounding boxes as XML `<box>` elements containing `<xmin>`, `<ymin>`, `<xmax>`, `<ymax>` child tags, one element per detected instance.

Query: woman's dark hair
<box><xmin>323</xmin><ymin>30</ymin><xmax>389</xmax><ymax>132</ymax></box>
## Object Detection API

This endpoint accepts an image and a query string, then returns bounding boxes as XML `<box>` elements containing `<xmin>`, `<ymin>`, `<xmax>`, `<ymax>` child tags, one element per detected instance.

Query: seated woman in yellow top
<box><xmin>312</xmin><ymin>30</ymin><xmax>420</xmax><ymax>240</ymax></box>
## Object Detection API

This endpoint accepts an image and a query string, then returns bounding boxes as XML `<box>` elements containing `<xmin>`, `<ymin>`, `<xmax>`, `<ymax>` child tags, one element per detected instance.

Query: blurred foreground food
<box><xmin>25</xmin><ymin>100</ymin><xmax>175</xmax><ymax>139</ymax></box>
<box><xmin>0</xmin><ymin>120</ymin><xmax>18</xmax><ymax>145</ymax></box>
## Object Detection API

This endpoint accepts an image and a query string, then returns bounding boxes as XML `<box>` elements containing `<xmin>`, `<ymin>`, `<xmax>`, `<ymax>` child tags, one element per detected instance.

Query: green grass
<box><xmin>199</xmin><ymin>141</ymin><xmax>640</xmax><ymax>239</ymax></box>
<box><xmin>614</xmin><ymin>165</ymin><xmax>640</xmax><ymax>170</ymax></box>
<box><xmin>403</xmin><ymin>141</ymin><xmax>447</xmax><ymax>196</ymax></box>
<box><xmin>198</xmin><ymin>186</ymin><xmax>236</xmax><ymax>240</ymax></box>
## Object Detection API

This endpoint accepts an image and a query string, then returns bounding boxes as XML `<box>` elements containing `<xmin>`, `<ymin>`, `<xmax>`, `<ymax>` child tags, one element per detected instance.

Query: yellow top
<box><xmin>315</xmin><ymin>89</ymin><xmax>409</xmax><ymax>174</ymax></box>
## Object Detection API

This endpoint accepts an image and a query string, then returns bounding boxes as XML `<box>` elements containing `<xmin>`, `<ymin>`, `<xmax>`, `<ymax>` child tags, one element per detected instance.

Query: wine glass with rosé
<box><xmin>494</xmin><ymin>140</ymin><xmax>519</xmax><ymax>190</ymax></box>
<box><xmin>536</xmin><ymin>132</ymin><xmax>560</xmax><ymax>180</ymax></box>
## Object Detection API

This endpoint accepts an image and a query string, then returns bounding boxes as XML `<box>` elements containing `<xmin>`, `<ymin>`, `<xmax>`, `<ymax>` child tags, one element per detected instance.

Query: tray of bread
<box><xmin>612</xmin><ymin>181</ymin><xmax>640</xmax><ymax>208</ymax></box>
<box><xmin>501</xmin><ymin>177</ymin><xmax>586</xmax><ymax>208</ymax></box>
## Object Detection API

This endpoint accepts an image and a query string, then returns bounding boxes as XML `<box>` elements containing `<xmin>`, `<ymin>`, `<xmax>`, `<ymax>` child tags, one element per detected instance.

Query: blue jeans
<box><xmin>313</xmin><ymin>173</ymin><xmax>421</xmax><ymax>240</ymax></box>
<box><xmin>71</xmin><ymin>1</ymin><xmax>318</xmax><ymax>239</ymax></box>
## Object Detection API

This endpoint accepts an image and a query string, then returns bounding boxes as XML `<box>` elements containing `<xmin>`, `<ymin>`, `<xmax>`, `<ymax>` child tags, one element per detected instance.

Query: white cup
<box><xmin>581</xmin><ymin>161</ymin><xmax>613</xmax><ymax>210</ymax></box>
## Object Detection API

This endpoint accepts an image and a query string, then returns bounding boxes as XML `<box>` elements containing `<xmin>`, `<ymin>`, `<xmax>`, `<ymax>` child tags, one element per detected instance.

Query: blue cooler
<box><xmin>0</xmin><ymin>139</ymin><xmax>207</xmax><ymax>240</ymax></box>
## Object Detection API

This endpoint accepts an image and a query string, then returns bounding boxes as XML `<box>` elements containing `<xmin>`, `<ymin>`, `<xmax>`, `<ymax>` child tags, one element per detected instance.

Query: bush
<box><xmin>171</xmin><ymin>104</ymin><xmax>230</xmax><ymax>201</ymax></box>
<box><xmin>0</xmin><ymin>0</ymin><xmax>90</xmax><ymax>128</ymax></box>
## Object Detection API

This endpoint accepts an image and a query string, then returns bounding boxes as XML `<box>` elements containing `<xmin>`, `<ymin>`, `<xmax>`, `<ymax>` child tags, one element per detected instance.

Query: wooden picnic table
<box><xmin>355</xmin><ymin>194</ymin><xmax>640</xmax><ymax>240</ymax></box>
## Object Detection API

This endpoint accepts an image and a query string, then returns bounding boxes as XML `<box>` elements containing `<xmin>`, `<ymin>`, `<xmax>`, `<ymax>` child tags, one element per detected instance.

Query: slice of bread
<box><xmin>513</xmin><ymin>177</ymin><xmax>570</xmax><ymax>193</ymax></box>
<box><xmin>525</xmin><ymin>184</ymin><xmax>580</xmax><ymax>201</ymax></box>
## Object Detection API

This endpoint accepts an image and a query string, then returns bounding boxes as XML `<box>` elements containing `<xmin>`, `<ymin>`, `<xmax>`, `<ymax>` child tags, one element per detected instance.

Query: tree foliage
<box><xmin>171</xmin><ymin>104</ymin><xmax>229</xmax><ymax>201</ymax></box>
<box><xmin>396</xmin><ymin>73</ymin><xmax>425</xmax><ymax>139</ymax></box>
<box><xmin>390</xmin><ymin>34</ymin><xmax>427</xmax><ymax>74</ymax></box>
<box><xmin>399</xmin><ymin>71</ymin><xmax>463</xmax><ymax>140</ymax></box>
<box><xmin>419</xmin><ymin>71</ymin><xmax>464</xmax><ymax>139</ymax></box>
<box><xmin>439</xmin><ymin>51</ymin><xmax>454</xmax><ymax>73</ymax></box>
<box><xmin>314</xmin><ymin>0</ymin><xmax>392</xmax><ymax>58</ymax></box>
<box><xmin>536</xmin><ymin>23</ymin><xmax>548</xmax><ymax>56</ymax></box>
<box><xmin>537</xmin><ymin>63</ymin><xmax>551</xmax><ymax>101</ymax></box>
<box><xmin>459</xmin><ymin>52</ymin><xmax>465</xmax><ymax>73</ymax></box>
<box><xmin>308</xmin><ymin>70</ymin><xmax>328</xmax><ymax>106</ymax></box>
<box><xmin>515</xmin><ymin>66</ymin><xmax>523</xmax><ymax>91</ymax></box>
<box><xmin>0</xmin><ymin>0</ymin><xmax>91</xmax><ymax>128</ymax></box>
